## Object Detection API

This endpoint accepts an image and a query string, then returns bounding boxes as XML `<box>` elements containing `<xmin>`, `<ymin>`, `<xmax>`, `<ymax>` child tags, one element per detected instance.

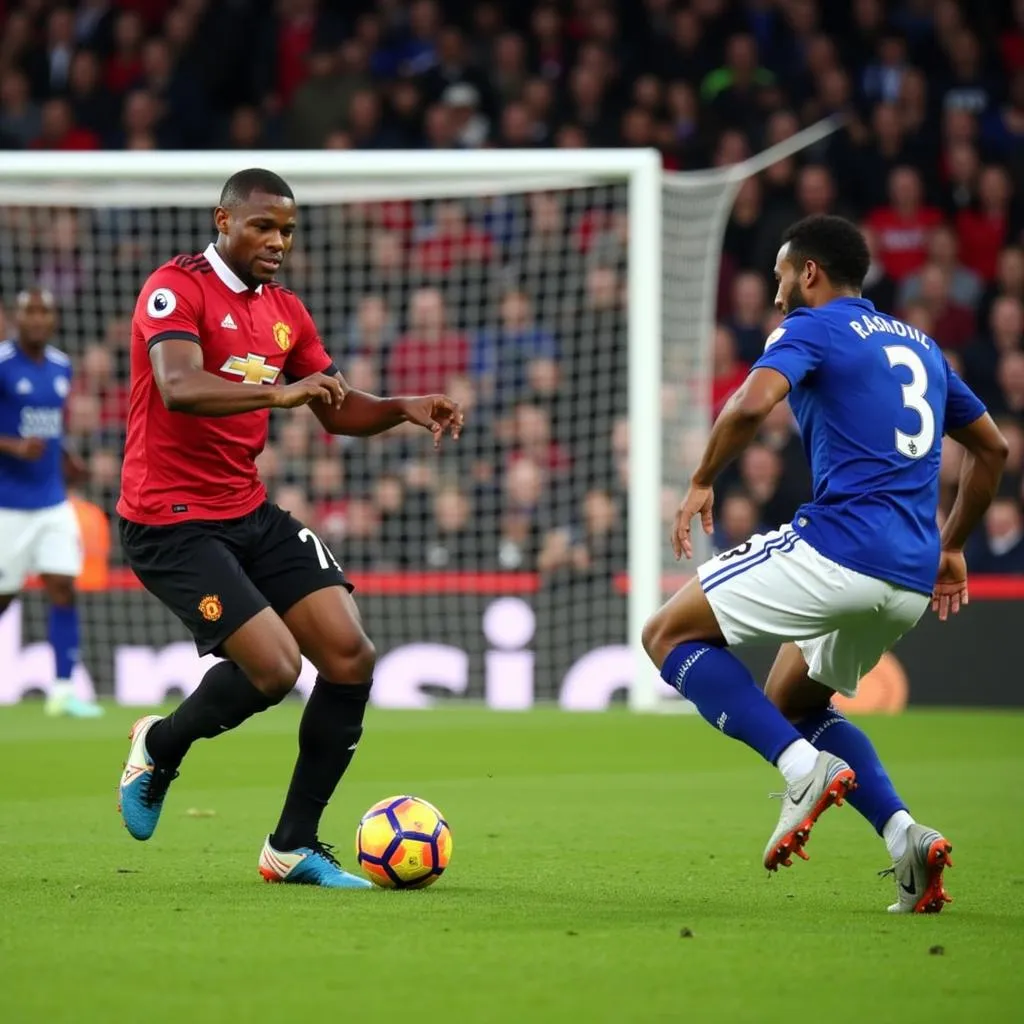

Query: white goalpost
<box><xmin>0</xmin><ymin>130</ymin><xmax>835</xmax><ymax>713</ymax></box>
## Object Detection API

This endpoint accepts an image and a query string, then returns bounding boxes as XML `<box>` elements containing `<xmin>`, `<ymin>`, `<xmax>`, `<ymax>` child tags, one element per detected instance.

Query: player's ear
<box><xmin>213</xmin><ymin>205</ymin><xmax>231</xmax><ymax>236</ymax></box>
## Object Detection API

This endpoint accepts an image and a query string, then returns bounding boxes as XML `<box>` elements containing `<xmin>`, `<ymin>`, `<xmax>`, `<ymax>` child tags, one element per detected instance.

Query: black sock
<box><xmin>270</xmin><ymin>677</ymin><xmax>372</xmax><ymax>851</ymax></box>
<box><xmin>146</xmin><ymin>661</ymin><xmax>278</xmax><ymax>768</ymax></box>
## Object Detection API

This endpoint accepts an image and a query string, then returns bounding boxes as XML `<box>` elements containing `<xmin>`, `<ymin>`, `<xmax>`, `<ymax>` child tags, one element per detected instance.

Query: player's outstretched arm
<box><xmin>311</xmin><ymin>373</ymin><xmax>464</xmax><ymax>448</ymax></box>
<box><xmin>671</xmin><ymin>367</ymin><xmax>790</xmax><ymax>560</ymax></box>
<box><xmin>152</xmin><ymin>340</ymin><xmax>343</xmax><ymax>417</ymax></box>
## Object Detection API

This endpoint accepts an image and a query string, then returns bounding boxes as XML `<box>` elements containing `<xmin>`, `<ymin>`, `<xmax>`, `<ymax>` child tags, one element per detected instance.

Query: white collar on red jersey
<box><xmin>204</xmin><ymin>242</ymin><xmax>263</xmax><ymax>295</ymax></box>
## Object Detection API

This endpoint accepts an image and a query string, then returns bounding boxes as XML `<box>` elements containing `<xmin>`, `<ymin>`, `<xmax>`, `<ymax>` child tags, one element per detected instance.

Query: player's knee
<box><xmin>247</xmin><ymin>644</ymin><xmax>303</xmax><ymax>699</ymax></box>
<box><xmin>641</xmin><ymin>612</ymin><xmax>671</xmax><ymax>669</ymax></box>
<box><xmin>318</xmin><ymin>634</ymin><xmax>376</xmax><ymax>684</ymax></box>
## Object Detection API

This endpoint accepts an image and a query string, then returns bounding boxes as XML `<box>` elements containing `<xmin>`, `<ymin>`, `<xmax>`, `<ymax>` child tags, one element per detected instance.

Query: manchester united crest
<box><xmin>198</xmin><ymin>594</ymin><xmax>223</xmax><ymax>622</ymax></box>
<box><xmin>272</xmin><ymin>321</ymin><xmax>292</xmax><ymax>351</ymax></box>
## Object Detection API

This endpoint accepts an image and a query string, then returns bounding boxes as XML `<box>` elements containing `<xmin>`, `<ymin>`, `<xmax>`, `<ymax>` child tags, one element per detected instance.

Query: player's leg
<box><xmin>244</xmin><ymin>505</ymin><xmax>374</xmax><ymax>888</ymax></box>
<box><xmin>38</xmin><ymin>574</ymin><xmax>101</xmax><ymax>718</ymax></box>
<box><xmin>117</xmin><ymin>517</ymin><xmax>303</xmax><ymax>840</ymax></box>
<box><xmin>642</xmin><ymin>575</ymin><xmax>821</xmax><ymax>782</ymax></box>
<box><xmin>643</xmin><ymin>528</ymin><xmax>868</xmax><ymax>869</ymax></box>
<box><xmin>31</xmin><ymin>500</ymin><xmax>100</xmax><ymax>717</ymax></box>
<box><xmin>765</xmin><ymin>643</ymin><xmax>913</xmax><ymax>856</ymax></box>
<box><xmin>269</xmin><ymin>587</ymin><xmax>375</xmax><ymax>852</ymax></box>
<box><xmin>768</xmin><ymin>603</ymin><xmax>953</xmax><ymax>913</ymax></box>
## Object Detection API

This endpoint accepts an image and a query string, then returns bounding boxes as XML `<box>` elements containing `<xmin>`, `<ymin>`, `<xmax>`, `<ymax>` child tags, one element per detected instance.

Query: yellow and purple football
<box><xmin>355</xmin><ymin>795</ymin><xmax>453</xmax><ymax>889</ymax></box>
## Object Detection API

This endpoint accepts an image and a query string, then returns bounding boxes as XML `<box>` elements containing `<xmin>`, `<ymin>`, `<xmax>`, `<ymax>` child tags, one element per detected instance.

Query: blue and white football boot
<box><xmin>258</xmin><ymin>836</ymin><xmax>372</xmax><ymax>889</ymax></box>
<box><xmin>118</xmin><ymin>715</ymin><xmax>178</xmax><ymax>840</ymax></box>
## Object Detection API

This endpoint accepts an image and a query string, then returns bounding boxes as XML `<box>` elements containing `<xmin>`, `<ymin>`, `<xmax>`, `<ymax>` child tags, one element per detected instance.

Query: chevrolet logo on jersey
<box><xmin>272</xmin><ymin>321</ymin><xmax>292</xmax><ymax>351</ymax></box>
<box><xmin>220</xmin><ymin>353</ymin><xmax>281</xmax><ymax>385</ymax></box>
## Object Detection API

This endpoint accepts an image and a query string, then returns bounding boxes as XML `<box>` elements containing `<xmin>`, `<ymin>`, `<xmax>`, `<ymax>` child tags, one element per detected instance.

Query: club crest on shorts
<box><xmin>198</xmin><ymin>594</ymin><xmax>223</xmax><ymax>622</ymax></box>
<box><xmin>272</xmin><ymin>321</ymin><xmax>291</xmax><ymax>351</ymax></box>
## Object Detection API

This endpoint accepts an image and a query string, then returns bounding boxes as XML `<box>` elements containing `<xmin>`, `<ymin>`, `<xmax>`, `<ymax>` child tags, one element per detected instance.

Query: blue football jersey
<box><xmin>752</xmin><ymin>297</ymin><xmax>986</xmax><ymax>594</ymax></box>
<box><xmin>0</xmin><ymin>339</ymin><xmax>72</xmax><ymax>510</ymax></box>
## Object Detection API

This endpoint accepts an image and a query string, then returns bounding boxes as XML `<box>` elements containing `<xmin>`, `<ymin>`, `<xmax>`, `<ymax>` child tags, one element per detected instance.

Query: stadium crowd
<box><xmin>0</xmin><ymin>0</ymin><xmax>1023</xmax><ymax>576</ymax></box>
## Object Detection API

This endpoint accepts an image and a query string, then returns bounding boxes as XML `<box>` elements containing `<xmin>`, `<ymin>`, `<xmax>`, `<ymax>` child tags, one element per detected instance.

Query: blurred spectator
<box><xmin>728</xmin><ymin>272</ymin><xmax>770</xmax><ymax>364</ymax></box>
<box><xmin>387</xmin><ymin>288</ymin><xmax>468</xmax><ymax>397</ymax></box>
<box><xmin>981</xmin><ymin>70</ymin><xmax>1024</xmax><ymax>162</ymax></box>
<box><xmin>43</xmin><ymin>6</ymin><xmax>77</xmax><ymax>98</ymax></box>
<box><xmin>965</xmin><ymin>296</ymin><xmax>1024</xmax><ymax>407</ymax></box>
<box><xmin>68</xmin><ymin>489</ymin><xmax>111</xmax><ymax>591</ymax></box>
<box><xmin>509</xmin><ymin>403</ymin><xmax>570</xmax><ymax>475</ymax></box>
<box><xmin>0</xmin><ymin>70</ymin><xmax>40</xmax><ymax>147</ymax></box>
<box><xmin>942</xmin><ymin>31</ymin><xmax>996</xmax><ymax>120</ymax></box>
<box><xmin>701</xmin><ymin>33</ymin><xmax>776</xmax><ymax>132</ymax></box>
<box><xmin>412</xmin><ymin>201</ymin><xmax>493</xmax><ymax>276</ymax></box>
<box><xmin>105</xmin><ymin>9</ymin><xmax>144</xmax><ymax>95</ymax></box>
<box><xmin>74</xmin><ymin>343</ymin><xmax>129</xmax><ymax>427</ymax></box>
<box><xmin>227</xmin><ymin>105</ymin><xmax>268</xmax><ymax>149</ymax></box>
<box><xmin>287</xmin><ymin>44</ymin><xmax>369</xmax><ymax>150</ymax></box>
<box><xmin>497</xmin><ymin>455</ymin><xmax>549</xmax><ymax>570</ymax></box>
<box><xmin>489</xmin><ymin>31</ymin><xmax>527</xmax><ymax>106</ymax></box>
<box><xmin>860</xmin><ymin>224</ymin><xmax>898</xmax><ymax>313</ymax></box>
<box><xmin>898</xmin><ymin>225</ymin><xmax>983</xmax><ymax>311</ymax></box>
<box><xmin>712</xmin><ymin>325</ymin><xmax>749</xmax><ymax>419</ymax></box>
<box><xmin>419</xmin><ymin>25</ymin><xmax>490</xmax><ymax>112</ymax></box>
<box><xmin>345</xmin><ymin>294</ymin><xmax>396</xmax><ymax>366</ymax></box>
<box><xmin>440</xmin><ymin>81</ymin><xmax>489</xmax><ymax>148</ymax></box>
<box><xmin>967</xmin><ymin>497</ymin><xmax>1024</xmax><ymax>573</ymax></box>
<box><xmin>908</xmin><ymin>264</ymin><xmax>975</xmax><ymax>351</ymax></box>
<box><xmin>955</xmin><ymin>165</ymin><xmax>1020</xmax><ymax>283</ymax></box>
<box><xmin>424</xmin><ymin>486</ymin><xmax>483</xmax><ymax>568</ymax></box>
<box><xmin>30</xmin><ymin>97</ymin><xmax>100</xmax><ymax>151</ymax></box>
<box><xmin>866</xmin><ymin>166</ymin><xmax>944</xmax><ymax>281</ymax></box>
<box><xmin>714</xmin><ymin>491</ymin><xmax>763</xmax><ymax>552</ymax></box>
<box><xmin>979</xmin><ymin>245</ymin><xmax>1024</xmax><ymax>328</ymax></box>
<box><xmin>67</xmin><ymin>50</ymin><xmax>119</xmax><ymax>144</ymax></box>
<box><xmin>473</xmin><ymin>289</ymin><xmax>558</xmax><ymax>410</ymax></box>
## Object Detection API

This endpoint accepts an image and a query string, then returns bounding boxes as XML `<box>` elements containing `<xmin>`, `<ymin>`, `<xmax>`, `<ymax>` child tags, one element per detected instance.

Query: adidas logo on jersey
<box><xmin>16</xmin><ymin>378</ymin><xmax>33</xmax><ymax>394</ymax></box>
<box><xmin>221</xmin><ymin>313</ymin><xmax>238</xmax><ymax>330</ymax></box>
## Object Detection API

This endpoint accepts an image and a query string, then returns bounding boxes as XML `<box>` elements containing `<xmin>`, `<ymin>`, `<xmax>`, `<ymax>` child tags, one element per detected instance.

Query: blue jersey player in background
<box><xmin>643</xmin><ymin>216</ymin><xmax>1008</xmax><ymax>914</ymax></box>
<box><xmin>0</xmin><ymin>288</ymin><xmax>101</xmax><ymax>718</ymax></box>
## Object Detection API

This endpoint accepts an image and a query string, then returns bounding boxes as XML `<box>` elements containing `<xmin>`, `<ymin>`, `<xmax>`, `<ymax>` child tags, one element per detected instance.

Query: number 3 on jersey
<box><xmin>884</xmin><ymin>345</ymin><xmax>935</xmax><ymax>460</ymax></box>
<box><xmin>299</xmin><ymin>527</ymin><xmax>342</xmax><ymax>571</ymax></box>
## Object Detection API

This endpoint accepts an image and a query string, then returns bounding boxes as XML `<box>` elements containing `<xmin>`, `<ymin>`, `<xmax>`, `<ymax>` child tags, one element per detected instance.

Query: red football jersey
<box><xmin>118</xmin><ymin>243</ymin><xmax>334</xmax><ymax>525</ymax></box>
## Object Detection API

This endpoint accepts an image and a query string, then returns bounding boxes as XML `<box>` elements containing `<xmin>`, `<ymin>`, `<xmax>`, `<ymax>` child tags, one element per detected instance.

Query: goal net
<box><xmin>0</xmin><ymin>133</ymin><xmax>833</xmax><ymax>713</ymax></box>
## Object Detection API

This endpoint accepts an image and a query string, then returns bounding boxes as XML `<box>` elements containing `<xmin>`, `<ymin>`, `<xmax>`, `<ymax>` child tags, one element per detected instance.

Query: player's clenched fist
<box><xmin>274</xmin><ymin>372</ymin><xmax>345</xmax><ymax>410</ymax></box>
<box><xmin>399</xmin><ymin>395</ymin><xmax>465</xmax><ymax>448</ymax></box>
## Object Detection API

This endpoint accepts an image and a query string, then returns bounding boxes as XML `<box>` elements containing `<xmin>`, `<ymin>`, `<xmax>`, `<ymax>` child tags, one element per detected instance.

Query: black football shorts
<box><xmin>119</xmin><ymin>501</ymin><xmax>354</xmax><ymax>657</ymax></box>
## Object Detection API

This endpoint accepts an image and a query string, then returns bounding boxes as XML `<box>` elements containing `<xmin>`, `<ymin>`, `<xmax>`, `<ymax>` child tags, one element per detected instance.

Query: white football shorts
<box><xmin>697</xmin><ymin>524</ymin><xmax>930</xmax><ymax>696</ymax></box>
<box><xmin>0</xmin><ymin>501</ymin><xmax>83</xmax><ymax>592</ymax></box>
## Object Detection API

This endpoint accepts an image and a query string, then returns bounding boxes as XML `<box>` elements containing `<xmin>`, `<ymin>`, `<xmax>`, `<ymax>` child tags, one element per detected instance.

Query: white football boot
<box><xmin>883</xmin><ymin>823</ymin><xmax>953</xmax><ymax>914</ymax></box>
<box><xmin>764</xmin><ymin>751</ymin><xmax>856</xmax><ymax>871</ymax></box>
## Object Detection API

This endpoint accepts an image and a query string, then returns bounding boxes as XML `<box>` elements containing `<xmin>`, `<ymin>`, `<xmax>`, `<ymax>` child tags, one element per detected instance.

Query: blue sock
<box><xmin>661</xmin><ymin>642</ymin><xmax>802</xmax><ymax>765</ymax></box>
<box><xmin>48</xmin><ymin>603</ymin><xmax>80</xmax><ymax>681</ymax></box>
<box><xmin>796</xmin><ymin>706</ymin><xmax>906</xmax><ymax>834</ymax></box>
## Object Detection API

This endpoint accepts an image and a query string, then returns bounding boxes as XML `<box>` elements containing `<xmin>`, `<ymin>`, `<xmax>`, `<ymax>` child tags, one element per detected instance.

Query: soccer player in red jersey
<box><xmin>116</xmin><ymin>168</ymin><xmax>463</xmax><ymax>888</ymax></box>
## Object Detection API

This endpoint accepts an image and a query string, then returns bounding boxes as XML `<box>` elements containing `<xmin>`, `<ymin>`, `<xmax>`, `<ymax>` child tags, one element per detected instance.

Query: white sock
<box><xmin>52</xmin><ymin>679</ymin><xmax>74</xmax><ymax>700</ymax></box>
<box><xmin>776</xmin><ymin>739</ymin><xmax>820</xmax><ymax>786</ymax></box>
<box><xmin>882</xmin><ymin>810</ymin><xmax>915</xmax><ymax>859</ymax></box>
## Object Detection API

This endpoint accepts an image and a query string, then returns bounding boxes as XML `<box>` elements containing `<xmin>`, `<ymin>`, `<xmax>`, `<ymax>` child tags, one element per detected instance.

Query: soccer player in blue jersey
<box><xmin>0</xmin><ymin>289</ymin><xmax>101</xmax><ymax>718</ymax></box>
<box><xmin>643</xmin><ymin>215</ymin><xmax>1008</xmax><ymax>913</ymax></box>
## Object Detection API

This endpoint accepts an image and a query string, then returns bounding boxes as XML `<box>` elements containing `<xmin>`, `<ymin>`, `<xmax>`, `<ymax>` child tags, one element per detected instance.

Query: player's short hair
<box><xmin>781</xmin><ymin>215</ymin><xmax>870</xmax><ymax>290</ymax></box>
<box><xmin>219</xmin><ymin>168</ymin><xmax>294</xmax><ymax>208</ymax></box>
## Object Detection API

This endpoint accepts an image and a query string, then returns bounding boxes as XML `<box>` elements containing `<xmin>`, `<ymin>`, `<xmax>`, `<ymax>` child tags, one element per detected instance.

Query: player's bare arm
<box><xmin>311</xmin><ymin>371</ymin><xmax>464</xmax><ymax>448</ymax></box>
<box><xmin>672</xmin><ymin>366</ymin><xmax>791</xmax><ymax>560</ymax></box>
<box><xmin>151</xmin><ymin>337</ymin><xmax>343</xmax><ymax>416</ymax></box>
<box><xmin>0</xmin><ymin>435</ymin><xmax>46</xmax><ymax>460</ymax></box>
<box><xmin>932</xmin><ymin>413</ymin><xmax>1009</xmax><ymax>620</ymax></box>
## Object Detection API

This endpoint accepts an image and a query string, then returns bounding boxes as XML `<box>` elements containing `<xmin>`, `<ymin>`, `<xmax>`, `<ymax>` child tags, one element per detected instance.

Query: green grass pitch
<box><xmin>2</xmin><ymin>704</ymin><xmax>1023</xmax><ymax>1023</ymax></box>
